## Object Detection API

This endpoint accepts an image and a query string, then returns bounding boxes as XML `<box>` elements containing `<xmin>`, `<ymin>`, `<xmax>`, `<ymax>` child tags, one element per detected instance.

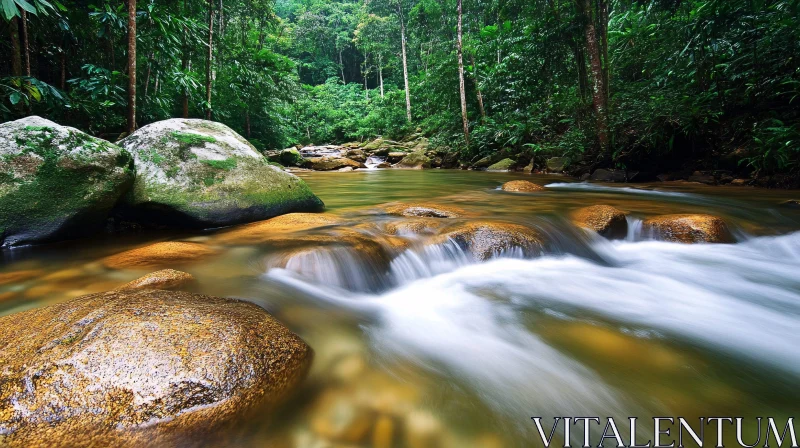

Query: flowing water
<box><xmin>2</xmin><ymin>170</ymin><xmax>800</xmax><ymax>447</ymax></box>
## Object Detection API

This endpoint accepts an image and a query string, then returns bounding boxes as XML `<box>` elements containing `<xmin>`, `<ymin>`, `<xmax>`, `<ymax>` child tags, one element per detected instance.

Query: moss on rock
<box><xmin>0</xmin><ymin>116</ymin><xmax>134</xmax><ymax>247</ymax></box>
<box><xmin>117</xmin><ymin>119</ymin><xmax>323</xmax><ymax>228</ymax></box>
<box><xmin>487</xmin><ymin>158</ymin><xmax>516</xmax><ymax>171</ymax></box>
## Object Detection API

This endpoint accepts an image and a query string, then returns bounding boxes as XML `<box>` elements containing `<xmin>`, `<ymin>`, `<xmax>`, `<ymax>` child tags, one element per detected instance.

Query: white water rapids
<box><xmin>264</xmin><ymin>229</ymin><xmax>800</xmax><ymax>436</ymax></box>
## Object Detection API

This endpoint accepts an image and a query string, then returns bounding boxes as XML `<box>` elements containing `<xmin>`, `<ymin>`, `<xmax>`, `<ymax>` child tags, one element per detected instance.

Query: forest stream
<box><xmin>2</xmin><ymin>170</ymin><xmax>800</xmax><ymax>447</ymax></box>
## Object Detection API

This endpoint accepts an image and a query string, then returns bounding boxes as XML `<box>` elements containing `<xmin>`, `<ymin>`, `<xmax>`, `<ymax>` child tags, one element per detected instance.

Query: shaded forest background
<box><xmin>1</xmin><ymin>0</ymin><xmax>799</xmax><ymax>179</ymax></box>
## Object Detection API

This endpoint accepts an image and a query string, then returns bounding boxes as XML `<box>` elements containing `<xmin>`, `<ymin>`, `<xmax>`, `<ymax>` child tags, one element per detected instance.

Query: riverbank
<box><xmin>269</xmin><ymin>136</ymin><xmax>800</xmax><ymax>189</ymax></box>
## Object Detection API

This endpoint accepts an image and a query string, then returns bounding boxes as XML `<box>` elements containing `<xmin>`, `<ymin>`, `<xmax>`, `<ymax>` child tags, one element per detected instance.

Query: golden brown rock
<box><xmin>116</xmin><ymin>269</ymin><xmax>196</xmax><ymax>291</ymax></box>
<box><xmin>373</xmin><ymin>415</ymin><xmax>396</xmax><ymax>448</ymax></box>
<box><xmin>103</xmin><ymin>242</ymin><xmax>216</xmax><ymax>269</ymax></box>
<box><xmin>571</xmin><ymin>205</ymin><xmax>628</xmax><ymax>239</ymax></box>
<box><xmin>215</xmin><ymin>213</ymin><xmax>342</xmax><ymax>245</ymax></box>
<box><xmin>642</xmin><ymin>214</ymin><xmax>733</xmax><ymax>244</ymax></box>
<box><xmin>0</xmin><ymin>269</ymin><xmax>43</xmax><ymax>286</ymax></box>
<box><xmin>384</xmin><ymin>203</ymin><xmax>465</xmax><ymax>218</ymax></box>
<box><xmin>0</xmin><ymin>289</ymin><xmax>312</xmax><ymax>447</ymax></box>
<box><xmin>501</xmin><ymin>180</ymin><xmax>545</xmax><ymax>192</ymax></box>
<box><xmin>433</xmin><ymin>221</ymin><xmax>545</xmax><ymax>260</ymax></box>
<box><xmin>383</xmin><ymin>218</ymin><xmax>444</xmax><ymax>235</ymax></box>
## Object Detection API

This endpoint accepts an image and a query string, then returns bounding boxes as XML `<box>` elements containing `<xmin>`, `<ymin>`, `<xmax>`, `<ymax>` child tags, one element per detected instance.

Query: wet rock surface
<box><xmin>433</xmin><ymin>221</ymin><xmax>545</xmax><ymax>260</ymax></box>
<box><xmin>103</xmin><ymin>241</ymin><xmax>217</xmax><ymax>269</ymax></box>
<box><xmin>501</xmin><ymin>180</ymin><xmax>545</xmax><ymax>192</ymax></box>
<box><xmin>384</xmin><ymin>203</ymin><xmax>466</xmax><ymax>218</ymax></box>
<box><xmin>642</xmin><ymin>214</ymin><xmax>734</xmax><ymax>243</ymax></box>
<box><xmin>571</xmin><ymin>205</ymin><xmax>628</xmax><ymax>239</ymax></box>
<box><xmin>116</xmin><ymin>269</ymin><xmax>196</xmax><ymax>290</ymax></box>
<box><xmin>0</xmin><ymin>289</ymin><xmax>312</xmax><ymax>447</ymax></box>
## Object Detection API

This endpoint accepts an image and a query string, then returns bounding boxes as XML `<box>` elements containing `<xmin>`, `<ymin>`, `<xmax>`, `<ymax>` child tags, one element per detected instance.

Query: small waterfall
<box><xmin>365</xmin><ymin>155</ymin><xmax>387</xmax><ymax>169</ymax></box>
<box><xmin>626</xmin><ymin>216</ymin><xmax>643</xmax><ymax>241</ymax></box>
<box><xmin>262</xmin><ymin>246</ymin><xmax>388</xmax><ymax>292</ymax></box>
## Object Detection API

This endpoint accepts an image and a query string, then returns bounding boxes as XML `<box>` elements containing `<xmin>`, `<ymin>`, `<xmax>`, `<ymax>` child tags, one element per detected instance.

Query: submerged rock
<box><xmin>433</xmin><ymin>221</ymin><xmax>545</xmax><ymax>260</ymax></box>
<box><xmin>216</xmin><ymin>213</ymin><xmax>342</xmax><ymax>245</ymax></box>
<box><xmin>116</xmin><ymin>269</ymin><xmax>195</xmax><ymax>290</ymax></box>
<box><xmin>0</xmin><ymin>116</ymin><xmax>134</xmax><ymax>247</ymax></box>
<box><xmin>384</xmin><ymin>203</ymin><xmax>465</xmax><ymax>218</ymax></box>
<box><xmin>395</xmin><ymin>152</ymin><xmax>431</xmax><ymax>169</ymax></box>
<box><xmin>571</xmin><ymin>205</ymin><xmax>628</xmax><ymax>239</ymax></box>
<box><xmin>117</xmin><ymin>119</ymin><xmax>323</xmax><ymax>228</ymax></box>
<box><xmin>642</xmin><ymin>214</ymin><xmax>733</xmax><ymax>243</ymax></box>
<box><xmin>501</xmin><ymin>180</ymin><xmax>545</xmax><ymax>192</ymax></box>
<box><xmin>103</xmin><ymin>241</ymin><xmax>216</xmax><ymax>269</ymax></box>
<box><xmin>487</xmin><ymin>158</ymin><xmax>515</xmax><ymax>171</ymax></box>
<box><xmin>0</xmin><ymin>289</ymin><xmax>311</xmax><ymax>447</ymax></box>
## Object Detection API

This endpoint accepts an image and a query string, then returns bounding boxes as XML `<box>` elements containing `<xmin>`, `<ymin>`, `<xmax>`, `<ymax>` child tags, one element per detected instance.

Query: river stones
<box><xmin>433</xmin><ymin>221</ymin><xmax>545</xmax><ymax>260</ymax></box>
<box><xmin>278</xmin><ymin>148</ymin><xmax>305</xmax><ymax>166</ymax></box>
<box><xmin>345</xmin><ymin>149</ymin><xmax>367</xmax><ymax>163</ymax></box>
<box><xmin>117</xmin><ymin>118</ymin><xmax>323</xmax><ymax>228</ymax></box>
<box><xmin>216</xmin><ymin>213</ymin><xmax>342</xmax><ymax>245</ymax></box>
<box><xmin>103</xmin><ymin>241</ymin><xmax>216</xmax><ymax>269</ymax></box>
<box><xmin>0</xmin><ymin>289</ymin><xmax>312</xmax><ymax>447</ymax></box>
<box><xmin>116</xmin><ymin>269</ymin><xmax>195</xmax><ymax>290</ymax></box>
<box><xmin>571</xmin><ymin>205</ymin><xmax>628</xmax><ymax>239</ymax></box>
<box><xmin>395</xmin><ymin>152</ymin><xmax>431</xmax><ymax>169</ymax></box>
<box><xmin>383</xmin><ymin>218</ymin><xmax>444</xmax><ymax>235</ymax></box>
<box><xmin>642</xmin><ymin>214</ymin><xmax>734</xmax><ymax>243</ymax></box>
<box><xmin>501</xmin><ymin>180</ymin><xmax>545</xmax><ymax>192</ymax></box>
<box><xmin>307</xmin><ymin>156</ymin><xmax>365</xmax><ymax>171</ymax></box>
<box><xmin>0</xmin><ymin>116</ymin><xmax>134</xmax><ymax>247</ymax></box>
<box><xmin>384</xmin><ymin>203</ymin><xmax>465</xmax><ymax>218</ymax></box>
<box><xmin>487</xmin><ymin>158</ymin><xmax>515</xmax><ymax>171</ymax></box>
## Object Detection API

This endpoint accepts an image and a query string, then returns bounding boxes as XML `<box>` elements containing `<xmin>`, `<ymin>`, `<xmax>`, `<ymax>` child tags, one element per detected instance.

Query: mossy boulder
<box><xmin>0</xmin><ymin>289</ymin><xmax>312</xmax><ymax>446</ymax></box>
<box><xmin>395</xmin><ymin>151</ymin><xmax>431</xmax><ymax>169</ymax></box>
<box><xmin>279</xmin><ymin>148</ymin><xmax>305</xmax><ymax>167</ymax></box>
<box><xmin>487</xmin><ymin>158</ymin><xmax>516</xmax><ymax>171</ymax></box>
<box><xmin>117</xmin><ymin>119</ymin><xmax>323</xmax><ymax>228</ymax></box>
<box><xmin>0</xmin><ymin>116</ymin><xmax>134</xmax><ymax>247</ymax></box>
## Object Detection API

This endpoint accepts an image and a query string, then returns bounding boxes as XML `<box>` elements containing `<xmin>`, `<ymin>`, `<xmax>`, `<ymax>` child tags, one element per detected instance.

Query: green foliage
<box><xmin>1</xmin><ymin>0</ymin><xmax>799</xmax><ymax>177</ymax></box>
<box><xmin>171</xmin><ymin>132</ymin><xmax>216</xmax><ymax>145</ymax></box>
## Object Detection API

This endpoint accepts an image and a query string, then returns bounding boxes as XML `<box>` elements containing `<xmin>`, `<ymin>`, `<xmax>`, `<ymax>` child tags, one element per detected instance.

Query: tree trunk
<box><xmin>206</xmin><ymin>1</ymin><xmax>215</xmax><ymax>121</ymax></box>
<box><xmin>456</xmin><ymin>0</ymin><xmax>469</xmax><ymax>145</ymax></box>
<box><xmin>181</xmin><ymin>0</ymin><xmax>190</xmax><ymax>118</ymax></box>
<box><xmin>60</xmin><ymin>50</ymin><xmax>66</xmax><ymax>90</ymax></box>
<box><xmin>127</xmin><ymin>0</ymin><xmax>137</xmax><ymax>134</ymax></box>
<box><xmin>599</xmin><ymin>0</ymin><xmax>610</xmax><ymax>101</ymax></box>
<box><xmin>580</xmin><ymin>0</ymin><xmax>609</xmax><ymax>156</ymax></box>
<box><xmin>378</xmin><ymin>53</ymin><xmax>384</xmax><ymax>98</ymax></box>
<box><xmin>10</xmin><ymin>17</ymin><xmax>23</xmax><ymax>77</ymax></box>
<box><xmin>470</xmin><ymin>54</ymin><xmax>485</xmax><ymax>120</ymax></box>
<box><xmin>245</xmin><ymin>110</ymin><xmax>251</xmax><ymax>138</ymax></box>
<box><xmin>339</xmin><ymin>49</ymin><xmax>346</xmax><ymax>84</ymax></box>
<box><xmin>398</xmin><ymin>2</ymin><xmax>412</xmax><ymax>122</ymax></box>
<box><xmin>21</xmin><ymin>11</ymin><xmax>31</xmax><ymax>77</ymax></box>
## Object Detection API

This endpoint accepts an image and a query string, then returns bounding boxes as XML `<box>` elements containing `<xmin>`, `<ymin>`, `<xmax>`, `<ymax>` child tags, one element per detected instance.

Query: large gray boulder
<box><xmin>117</xmin><ymin>119</ymin><xmax>323</xmax><ymax>227</ymax></box>
<box><xmin>0</xmin><ymin>116</ymin><xmax>134</xmax><ymax>247</ymax></box>
<box><xmin>0</xmin><ymin>289</ymin><xmax>312</xmax><ymax>446</ymax></box>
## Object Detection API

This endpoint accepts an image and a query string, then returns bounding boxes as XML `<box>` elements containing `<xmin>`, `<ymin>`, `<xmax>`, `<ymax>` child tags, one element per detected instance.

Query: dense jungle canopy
<box><xmin>1</xmin><ymin>0</ymin><xmax>799</xmax><ymax>178</ymax></box>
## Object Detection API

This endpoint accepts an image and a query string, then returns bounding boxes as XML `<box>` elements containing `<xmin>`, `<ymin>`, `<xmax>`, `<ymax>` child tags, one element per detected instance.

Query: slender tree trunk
<box><xmin>206</xmin><ymin>1</ymin><xmax>215</xmax><ymax>120</ymax></box>
<box><xmin>143</xmin><ymin>50</ymin><xmax>154</xmax><ymax>99</ymax></box>
<box><xmin>378</xmin><ymin>53</ymin><xmax>384</xmax><ymax>98</ymax></box>
<box><xmin>59</xmin><ymin>50</ymin><xmax>66</xmax><ymax>90</ymax></box>
<box><xmin>21</xmin><ymin>11</ymin><xmax>31</xmax><ymax>77</ymax></box>
<box><xmin>599</xmin><ymin>0</ymin><xmax>610</xmax><ymax>101</ymax></box>
<box><xmin>181</xmin><ymin>0</ymin><xmax>190</xmax><ymax>118</ymax></box>
<box><xmin>573</xmin><ymin>40</ymin><xmax>588</xmax><ymax>102</ymax></box>
<box><xmin>339</xmin><ymin>49</ymin><xmax>346</xmax><ymax>84</ymax></box>
<box><xmin>245</xmin><ymin>110</ymin><xmax>251</xmax><ymax>138</ymax></box>
<box><xmin>398</xmin><ymin>2</ymin><xmax>412</xmax><ymax>122</ymax></box>
<box><xmin>127</xmin><ymin>0</ymin><xmax>137</xmax><ymax>134</ymax></box>
<box><xmin>470</xmin><ymin>54</ymin><xmax>485</xmax><ymax>120</ymax></box>
<box><xmin>10</xmin><ymin>18</ymin><xmax>23</xmax><ymax>77</ymax></box>
<box><xmin>580</xmin><ymin>0</ymin><xmax>609</xmax><ymax>156</ymax></box>
<box><xmin>456</xmin><ymin>0</ymin><xmax>469</xmax><ymax>145</ymax></box>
